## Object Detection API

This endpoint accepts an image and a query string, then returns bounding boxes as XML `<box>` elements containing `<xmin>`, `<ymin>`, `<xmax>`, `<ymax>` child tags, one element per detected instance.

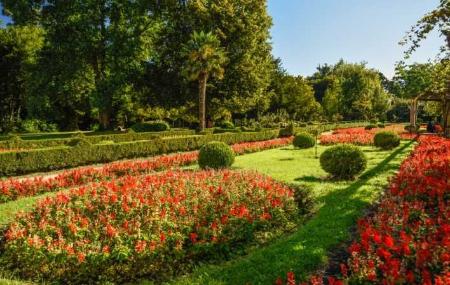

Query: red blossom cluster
<box><xmin>0</xmin><ymin>138</ymin><xmax>293</xmax><ymax>203</ymax></box>
<box><xmin>276</xmin><ymin>135</ymin><xmax>450</xmax><ymax>285</ymax></box>
<box><xmin>1</xmin><ymin>170</ymin><xmax>298</xmax><ymax>283</ymax></box>
<box><xmin>320</xmin><ymin>124</ymin><xmax>416</xmax><ymax>146</ymax></box>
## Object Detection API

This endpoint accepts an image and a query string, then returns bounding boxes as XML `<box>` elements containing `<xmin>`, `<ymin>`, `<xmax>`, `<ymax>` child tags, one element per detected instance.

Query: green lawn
<box><xmin>0</xmin><ymin>141</ymin><xmax>414</xmax><ymax>285</ymax></box>
<box><xmin>165</xmin><ymin>141</ymin><xmax>415</xmax><ymax>285</ymax></box>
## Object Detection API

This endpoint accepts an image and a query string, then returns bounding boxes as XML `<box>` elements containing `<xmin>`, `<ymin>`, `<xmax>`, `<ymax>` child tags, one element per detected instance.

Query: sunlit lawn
<box><xmin>0</xmin><ymin>141</ymin><xmax>415</xmax><ymax>285</ymax></box>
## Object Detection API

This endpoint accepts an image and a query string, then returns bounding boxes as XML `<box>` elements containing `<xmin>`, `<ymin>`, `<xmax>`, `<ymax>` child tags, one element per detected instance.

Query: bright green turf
<box><xmin>163</xmin><ymin>141</ymin><xmax>415</xmax><ymax>285</ymax></box>
<box><xmin>0</xmin><ymin>141</ymin><xmax>415</xmax><ymax>285</ymax></box>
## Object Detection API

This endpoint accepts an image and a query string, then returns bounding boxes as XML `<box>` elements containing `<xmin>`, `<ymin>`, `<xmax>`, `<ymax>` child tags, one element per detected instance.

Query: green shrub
<box><xmin>320</xmin><ymin>144</ymin><xmax>367</xmax><ymax>180</ymax></box>
<box><xmin>0</xmin><ymin>130</ymin><xmax>278</xmax><ymax>176</ymax></box>
<box><xmin>131</xmin><ymin>121</ymin><xmax>170</xmax><ymax>132</ymax></box>
<box><xmin>374</xmin><ymin>131</ymin><xmax>400</xmax><ymax>150</ymax></box>
<box><xmin>298</xmin><ymin>123</ymin><xmax>307</xmax><ymax>128</ymax></box>
<box><xmin>377</xmin><ymin>123</ymin><xmax>385</xmax><ymax>128</ymax></box>
<box><xmin>293</xmin><ymin>133</ymin><xmax>316</xmax><ymax>149</ymax></box>
<box><xmin>370</xmin><ymin>119</ymin><xmax>378</xmax><ymax>124</ymax></box>
<box><xmin>198</xmin><ymin>141</ymin><xmax>235</xmax><ymax>169</ymax></box>
<box><xmin>365</xmin><ymin>124</ymin><xmax>377</xmax><ymax>130</ymax></box>
<box><xmin>68</xmin><ymin>138</ymin><xmax>92</xmax><ymax>148</ymax></box>
<box><xmin>219</xmin><ymin>121</ymin><xmax>235</xmax><ymax>129</ymax></box>
<box><xmin>279</xmin><ymin>123</ymin><xmax>295</xmax><ymax>137</ymax></box>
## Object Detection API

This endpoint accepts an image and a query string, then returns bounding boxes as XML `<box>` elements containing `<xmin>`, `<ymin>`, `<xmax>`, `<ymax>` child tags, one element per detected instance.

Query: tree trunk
<box><xmin>198</xmin><ymin>73</ymin><xmax>208</xmax><ymax>131</ymax></box>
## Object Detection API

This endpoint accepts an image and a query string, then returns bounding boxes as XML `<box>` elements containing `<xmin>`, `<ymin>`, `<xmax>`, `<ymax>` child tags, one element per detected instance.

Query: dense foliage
<box><xmin>309</xmin><ymin>61</ymin><xmax>390</xmax><ymax>122</ymax></box>
<box><xmin>293</xmin><ymin>133</ymin><xmax>316</xmax><ymax>149</ymax></box>
<box><xmin>320</xmin><ymin>144</ymin><xmax>367</xmax><ymax>180</ymax></box>
<box><xmin>130</xmin><ymin>121</ymin><xmax>171</xmax><ymax>132</ymax></box>
<box><xmin>373</xmin><ymin>131</ymin><xmax>401</xmax><ymax>150</ymax></box>
<box><xmin>198</xmin><ymin>141</ymin><xmax>235</xmax><ymax>169</ymax></box>
<box><xmin>0</xmin><ymin>170</ymin><xmax>299</xmax><ymax>283</ymax></box>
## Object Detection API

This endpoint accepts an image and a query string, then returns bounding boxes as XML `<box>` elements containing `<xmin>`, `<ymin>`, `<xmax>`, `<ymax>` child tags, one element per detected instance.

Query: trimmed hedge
<box><xmin>130</xmin><ymin>121</ymin><xmax>170</xmax><ymax>132</ymax></box>
<box><xmin>0</xmin><ymin>130</ymin><xmax>279</xmax><ymax>176</ymax></box>
<box><xmin>0</xmin><ymin>129</ymin><xmax>196</xmax><ymax>150</ymax></box>
<box><xmin>198</xmin><ymin>141</ymin><xmax>235</xmax><ymax>169</ymax></box>
<box><xmin>320</xmin><ymin>144</ymin><xmax>367</xmax><ymax>180</ymax></box>
<box><xmin>293</xmin><ymin>133</ymin><xmax>316</xmax><ymax>149</ymax></box>
<box><xmin>374</xmin><ymin>131</ymin><xmax>400</xmax><ymax>150</ymax></box>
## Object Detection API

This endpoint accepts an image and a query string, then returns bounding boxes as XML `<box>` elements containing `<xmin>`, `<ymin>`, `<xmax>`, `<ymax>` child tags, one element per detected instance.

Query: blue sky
<box><xmin>1</xmin><ymin>1</ymin><xmax>443</xmax><ymax>78</ymax></box>
<box><xmin>268</xmin><ymin>0</ymin><xmax>443</xmax><ymax>78</ymax></box>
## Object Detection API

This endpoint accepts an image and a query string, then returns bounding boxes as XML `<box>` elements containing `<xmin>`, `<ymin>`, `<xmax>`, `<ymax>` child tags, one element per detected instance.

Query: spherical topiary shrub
<box><xmin>320</xmin><ymin>144</ymin><xmax>367</xmax><ymax>180</ymax></box>
<box><xmin>198</xmin><ymin>141</ymin><xmax>235</xmax><ymax>169</ymax></box>
<box><xmin>293</xmin><ymin>133</ymin><xmax>316</xmax><ymax>149</ymax></box>
<box><xmin>374</xmin><ymin>131</ymin><xmax>400</xmax><ymax>150</ymax></box>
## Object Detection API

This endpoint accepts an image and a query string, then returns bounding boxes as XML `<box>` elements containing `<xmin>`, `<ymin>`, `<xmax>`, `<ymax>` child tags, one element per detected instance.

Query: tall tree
<box><xmin>401</xmin><ymin>0</ymin><xmax>450</xmax><ymax>57</ymax></box>
<box><xmin>2</xmin><ymin>0</ymin><xmax>162</xmax><ymax>129</ymax></box>
<box><xmin>152</xmin><ymin>0</ymin><xmax>274</xmax><ymax>119</ymax></box>
<box><xmin>0</xmin><ymin>25</ymin><xmax>44</xmax><ymax>132</ymax></box>
<box><xmin>182</xmin><ymin>31</ymin><xmax>227</xmax><ymax>130</ymax></box>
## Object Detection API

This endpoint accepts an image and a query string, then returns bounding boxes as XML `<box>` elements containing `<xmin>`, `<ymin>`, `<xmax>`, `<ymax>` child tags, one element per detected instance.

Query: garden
<box><xmin>0</xmin><ymin>0</ymin><xmax>449</xmax><ymax>284</ymax></box>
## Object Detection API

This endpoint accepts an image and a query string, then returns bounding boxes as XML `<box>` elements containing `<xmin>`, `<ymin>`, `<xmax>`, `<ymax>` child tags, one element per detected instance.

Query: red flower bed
<box><xmin>320</xmin><ymin>125</ymin><xmax>416</xmax><ymax>146</ymax></box>
<box><xmin>277</xmin><ymin>135</ymin><xmax>450</xmax><ymax>285</ymax></box>
<box><xmin>0</xmin><ymin>138</ymin><xmax>293</xmax><ymax>203</ymax></box>
<box><xmin>1</xmin><ymin>170</ymin><xmax>298</xmax><ymax>283</ymax></box>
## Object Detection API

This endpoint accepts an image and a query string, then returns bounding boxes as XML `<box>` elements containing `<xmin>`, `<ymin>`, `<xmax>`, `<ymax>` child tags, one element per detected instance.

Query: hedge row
<box><xmin>0</xmin><ymin>129</ymin><xmax>196</xmax><ymax>150</ymax></box>
<box><xmin>0</xmin><ymin>130</ymin><xmax>279</xmax><ymax>176</ymax></box>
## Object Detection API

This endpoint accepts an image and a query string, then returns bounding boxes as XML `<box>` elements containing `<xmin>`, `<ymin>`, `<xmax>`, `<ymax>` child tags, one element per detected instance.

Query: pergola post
<box><xmin>410</xmin><ymin>99</ymin><xmax>418</xmax><ymax>127</ymax></box>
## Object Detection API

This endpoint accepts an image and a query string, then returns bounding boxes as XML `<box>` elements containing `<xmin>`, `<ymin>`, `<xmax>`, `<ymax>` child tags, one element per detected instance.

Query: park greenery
<box><xmin>1</xmin><ymin>1</ymin><xmax>448</xmax><ymax>134</ymax></box>
<box><xmin>0</xmin><ymin>1</ymin><xmax>449</xmax><ymax>285</ymax></box>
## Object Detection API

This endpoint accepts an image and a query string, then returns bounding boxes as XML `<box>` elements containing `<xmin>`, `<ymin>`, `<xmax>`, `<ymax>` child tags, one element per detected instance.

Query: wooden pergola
<box><xmin>410</xmin><ymin>92</ymin><xmax>450</xmax><ymax>137</ymax></box>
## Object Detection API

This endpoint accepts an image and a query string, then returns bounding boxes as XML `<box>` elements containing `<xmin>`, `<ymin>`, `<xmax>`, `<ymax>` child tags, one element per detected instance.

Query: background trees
<box><xmin>309</xmin><ymin>61</ymin><xmax>390</xmax><ymax>121</ymax></box>
<box><xmin>0</xmin><ymin>25</ymin><xmax>43</xmax><ymax>133</ymax></box>
<box><xmin>0</xmin><ymin>0</ymin><xmax>408</xmax><ymax>132</ymax></box>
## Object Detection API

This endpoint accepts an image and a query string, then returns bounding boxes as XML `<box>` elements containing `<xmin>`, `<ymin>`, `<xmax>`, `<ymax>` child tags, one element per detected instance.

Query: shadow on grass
<box><xmin>168</xmin><ymin>141</ymin><xmax>415</xmax><ymax>285</ymax></box>
<box><xmin>295</xmin><ymin>176</ymin><xmax>323</xmax><ymax>183</ymax></box>
<box><xmin>279</xmin><ymin>158</ymin><xmax>295</xmax><ymax>161</ymax></box>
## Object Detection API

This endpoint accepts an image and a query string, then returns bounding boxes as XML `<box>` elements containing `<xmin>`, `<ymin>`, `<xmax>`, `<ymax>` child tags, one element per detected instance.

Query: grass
<box><xmin>0</xmin><ymin>141</ymin><xmax>415</xmax><ymax>285</ymax></box>
<box><xmin>165</xmin><ymin>141</ymin><xmax>415</xmax><ymax>285</ymax></box>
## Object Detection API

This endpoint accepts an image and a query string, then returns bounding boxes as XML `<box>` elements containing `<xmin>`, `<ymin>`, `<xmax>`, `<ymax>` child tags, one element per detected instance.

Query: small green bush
<box><xmin>279</xmin><ymin>123</ymin><xmax>295</xmax><ymax>137</ymax></box>
<box><xmin>374</xmin><ymin>131</ymin><xmax>400</xmax><ymax>150</ymax></box>
<box><xmin>131</xmin><ymin>121</ymin><xmax>170</xmax><ymax>132</ymax></box>
<box><xmin>293</xmin><ymin>133</ymin><xmax>316</xmax><ymax>149</ymax></box>
<box><xmin>298</xmin><ymin>123</ymin><xmax>307</xmax><ymax>128</ymax></box>
<box><xmin>198</xmin><ymin>141</ymin><xmax>235</xmax><ymax>169</ymax></box>
<box><xmin>320</xmin><ymin>144</ymin><xmax>367</xmax><ymax>180</ymax></box>
<box><xmin>370</xmin><ymin>119</ymin><xmax>378</xmax><ymax>124</ymax></box>
<box><xmin>377</xmin><ymin>123</ymin><xmax>385</xmax><ymax>128</ymax></box>
<box><xmin>219</xmin><ymin>121</ymin><xmax>235</xmax><ymax>129</ymax></box>
<box><xmin>365</xmin><ymin>124</ymin><xmax>377</xmax><ymax>130</ymax></box>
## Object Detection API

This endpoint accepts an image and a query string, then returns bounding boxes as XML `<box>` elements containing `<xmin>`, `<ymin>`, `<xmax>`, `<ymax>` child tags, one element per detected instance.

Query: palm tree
<box><xmin>182</xmin><ymin>31</ymin><xmax>227</xmax><ymax>131</ymax></box>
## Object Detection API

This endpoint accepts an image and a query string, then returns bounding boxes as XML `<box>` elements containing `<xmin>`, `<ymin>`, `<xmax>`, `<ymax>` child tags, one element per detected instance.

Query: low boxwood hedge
<box><xmin>0</xmin><ymin>130</ymin><xmax>279</xmax><ymax>176</ymax></box>
<box><xmin>130</xmin><ymin>121</ymin><xmax>171</xmax><ymax>132</ymax></box>
<box><xmin>0</xmin><ymin>129</ymin><xmax>196</xmax><ymax>150</ymax></box>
